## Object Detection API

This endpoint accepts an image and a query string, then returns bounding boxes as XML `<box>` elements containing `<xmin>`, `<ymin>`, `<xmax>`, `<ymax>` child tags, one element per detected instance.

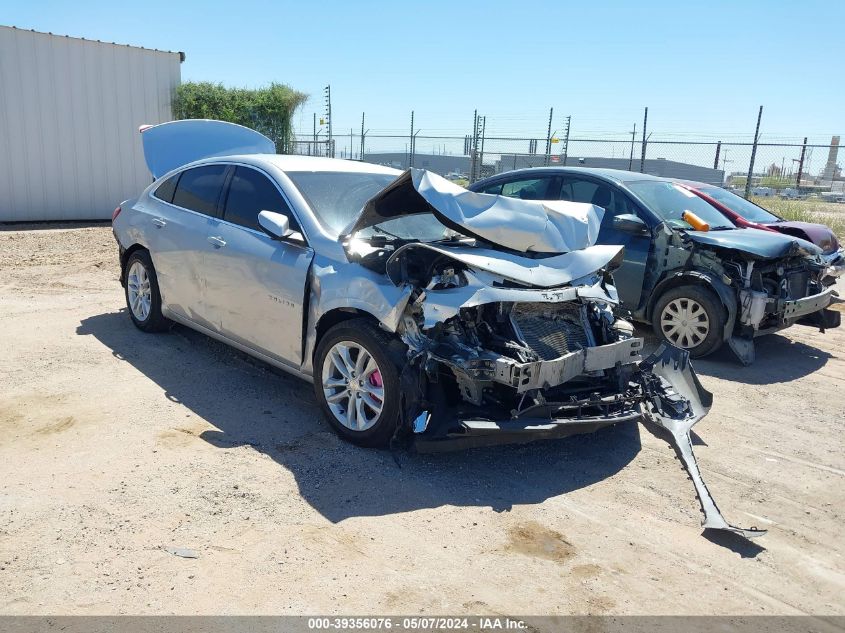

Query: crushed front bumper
<box><xmin>411</xmin><ymin>344</ymin><xmax>765</xmax><ymax>540</ymax></box>
<box><xmin>780</xmin><ymin>287</ymin><xmax>834</xmax><ymax>322</ymax></box>
<box><xmin>494</xmin><ymin>339</ymin><xmax>643</xmax><ymax>392</ymax></box>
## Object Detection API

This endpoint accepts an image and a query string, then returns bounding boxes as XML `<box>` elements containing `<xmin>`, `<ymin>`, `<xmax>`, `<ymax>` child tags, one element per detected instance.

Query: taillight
<box><xmin>112</xmin><ymin>206</ymin><xmax>122</xmax><ymax>222</ymax></box>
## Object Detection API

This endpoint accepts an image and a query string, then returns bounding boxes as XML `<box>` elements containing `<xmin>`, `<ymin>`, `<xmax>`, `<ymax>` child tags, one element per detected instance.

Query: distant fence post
<box><xmin>744</xmin><ymin>105</ymin><xmax>763</xmax><ymax>199</ymax></box>
<box><xmin>639</xmin><ymin>106</ymin><xmax>648</xmax><ymax>173</ymax></box>
<box><xmin>714</xmin><ymin>141</ymin><xmax>721</xmax><ymax>170</ymax></box>
<box><xmin>796</xmin><ymin>136</ymin><xmax>807</xmax><ymax>188</ymax></box>
<box><xmin>544</xmin><ymin>107</ymin><xmax>553</xmax><ymax>166</ymax></box>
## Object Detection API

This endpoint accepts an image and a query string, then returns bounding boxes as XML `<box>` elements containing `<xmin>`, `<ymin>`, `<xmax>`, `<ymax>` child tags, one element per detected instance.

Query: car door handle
<box><xmin>151</xmin><ymin>218</ymin><xmax>167</xmax><ymax>228</ymax></box>
<box><xmin>207</xmin><ymin>236</ymin><xmax>227</xmax><ymax>248</ymax></box>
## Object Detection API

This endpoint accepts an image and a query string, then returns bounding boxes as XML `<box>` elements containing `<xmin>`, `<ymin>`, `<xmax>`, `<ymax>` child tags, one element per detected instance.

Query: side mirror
<box><xmin>613</xmin><ymin>213</ymin><xmax>648</xmax><ymax>234</ymax></box>
<box><xmin>258</xmin><ymin>210</ymin><xmax>293</xmax><ymax>240</ymax></box>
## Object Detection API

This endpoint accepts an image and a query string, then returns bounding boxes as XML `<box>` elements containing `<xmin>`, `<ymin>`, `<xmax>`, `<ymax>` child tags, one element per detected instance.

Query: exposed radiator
<box><xmin>511</xmin><ymin>303</ymin><xmax>591</xmax><ymax>361</ymax></box>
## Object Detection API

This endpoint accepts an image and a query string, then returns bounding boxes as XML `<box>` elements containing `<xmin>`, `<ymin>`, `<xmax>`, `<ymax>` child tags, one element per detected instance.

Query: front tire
<box><xmin>124</xmin><ymin>250</ymin><xmax>170</xmax><ymax>333</ymax></box>
<box><xmin>653</xmin><ymin>285</ymin><xmax>725</xmax><ymax>358</ymax></box>
<box><xmin>313</xmin><ymin>319</ymin><xmax>406</xmax><ymax>447</ymax></box>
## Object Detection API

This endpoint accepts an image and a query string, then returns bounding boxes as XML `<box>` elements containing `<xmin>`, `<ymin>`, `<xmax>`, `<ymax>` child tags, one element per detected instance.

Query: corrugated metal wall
<box><xmin>0</xmin><ymin>26</ymin><xmax>182</xmax><ymax>221</ymax></box>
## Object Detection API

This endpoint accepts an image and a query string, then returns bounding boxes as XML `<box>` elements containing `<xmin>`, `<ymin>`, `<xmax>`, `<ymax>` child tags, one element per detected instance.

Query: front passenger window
<box><xmin>561</xmin><ymin>178</ymin><xmax>629</xmax><ymax>228</ymax></box>
<box><xmin>223</xmin><ymin>167</ymin><xmax>299</xmax><ymax>234</ymax></box>
<box><xmin>500</xmin><ymin>178</ymin><xmax>553</xmax><ymax>200</ymax></box>
<box><xmin>172</xmin><ymin>165</ymin><xmax>228</xmax><ymax>216</ymax></box>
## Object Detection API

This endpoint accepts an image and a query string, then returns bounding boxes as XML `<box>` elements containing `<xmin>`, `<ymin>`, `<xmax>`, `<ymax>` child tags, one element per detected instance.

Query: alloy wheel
<box><xmin>321</xmin><ymin>341</ymin><xmax>385</xmax><ymax>431</ymax></box>
<box><xmin>127</xmin><ymin>260</ymin><xmax>152</xmax><ymax>321</ymax></box>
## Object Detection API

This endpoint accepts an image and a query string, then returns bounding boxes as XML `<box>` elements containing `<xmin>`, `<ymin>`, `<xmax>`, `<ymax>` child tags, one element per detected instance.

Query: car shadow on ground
<box><xmin>78</xmin><ymin>310</ymin><xmax>645</xmax><ymax>524</ymax></box>
<box><xmin>634</xmin><ymin>326</ymin><xmax>832</xmax><ymax>385</ymax></box>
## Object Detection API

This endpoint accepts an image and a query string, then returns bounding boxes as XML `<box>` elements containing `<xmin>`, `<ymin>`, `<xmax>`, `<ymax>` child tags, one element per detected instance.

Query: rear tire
<box><xmin>124</xmin><ymin>250</ymin><xmax>170</xmax><ymax>333</ymax></box>
<box><xmin>313</xmin><ymin>319</ymin><xmax>407</xmax><ymax>447</ymax></box>
<box><xmin>652</xmin><ymin>285</ymin><xmax>725</xmax><ymax>358</ymax></box>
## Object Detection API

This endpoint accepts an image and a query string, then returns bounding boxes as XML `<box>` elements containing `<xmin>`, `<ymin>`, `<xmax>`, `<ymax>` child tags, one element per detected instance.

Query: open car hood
<box><xmin>140</xmin><ymin>119</ymin><xmax>275</xmax><ymax>179</ymax></box>
<box><xmin>685</xmin><ymin>226</ymin><xmax>822</xmax><ymax>260</ymax></box>
<box><xmin>344</xmin><ymin>169</ymin><xmax>604</xmax><ymax>254</ymax></box>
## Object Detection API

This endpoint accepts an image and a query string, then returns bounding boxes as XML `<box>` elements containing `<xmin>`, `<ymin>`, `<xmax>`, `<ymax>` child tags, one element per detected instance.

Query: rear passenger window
<box><xmin>172</xmin><ymin>165</ymin><xmax>228</xmax><ymax>216</ymax></box>
<box><xmin>223</xmin><ymin>167</ymin><xmax>298</xmax><ymax>233</ymax></box>
<box><xmin>152</xmin><ymin>173</ymin><xmax>179</xmax><ymax>203</ymax></box>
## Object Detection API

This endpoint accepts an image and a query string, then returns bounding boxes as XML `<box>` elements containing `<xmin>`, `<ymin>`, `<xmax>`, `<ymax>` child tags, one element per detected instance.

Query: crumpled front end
<box><xmin>382</xmin><ymin>250</ymin><xmax>762</xmax><ymax>538</ymax></box>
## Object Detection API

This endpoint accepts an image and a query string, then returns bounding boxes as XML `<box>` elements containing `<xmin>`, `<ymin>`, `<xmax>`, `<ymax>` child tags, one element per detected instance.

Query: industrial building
<box><xmin>0</xmin><ymin>26</ymin><xmax>183</xmax><ymax>222</ymax></box>
<box><xmin>364</xmin><ymin>151</ymin><xmax>724</xmax><ymax>185</ymax></box>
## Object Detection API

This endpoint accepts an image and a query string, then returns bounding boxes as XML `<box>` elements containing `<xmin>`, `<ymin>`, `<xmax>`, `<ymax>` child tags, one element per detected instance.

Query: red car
<box><xmin>679</xmin><ymin>181</ymin><xmax>843</xmax><ymax>266</ymax></box>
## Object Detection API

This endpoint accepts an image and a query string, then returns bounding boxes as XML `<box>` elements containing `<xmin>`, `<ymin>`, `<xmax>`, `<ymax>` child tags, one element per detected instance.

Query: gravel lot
<box><xmin>1</xmin><ymin>224</ymin><xmax>843</xmax><ymax>615</ymax></box>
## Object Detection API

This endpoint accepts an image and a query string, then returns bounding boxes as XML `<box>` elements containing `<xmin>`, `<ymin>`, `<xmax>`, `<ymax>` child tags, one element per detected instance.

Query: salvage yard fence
<box><xmin>288</xmin><ymin>109</ymin><xmax>842</xmax><ymax>195</ymax></box>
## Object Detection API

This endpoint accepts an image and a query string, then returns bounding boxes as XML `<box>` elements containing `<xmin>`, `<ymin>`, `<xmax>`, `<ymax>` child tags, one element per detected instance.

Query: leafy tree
<box><xmin>172</xmin><ymin>82</ymin><xmax>307</xmax><ymax>153</ymax></box>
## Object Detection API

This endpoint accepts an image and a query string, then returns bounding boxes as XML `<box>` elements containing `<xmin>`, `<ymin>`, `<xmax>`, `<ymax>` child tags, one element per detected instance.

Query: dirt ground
<box><xmin>0</xmin><ymin>224</ymin><xmax>843</xmax><ymax>616</ymax></box>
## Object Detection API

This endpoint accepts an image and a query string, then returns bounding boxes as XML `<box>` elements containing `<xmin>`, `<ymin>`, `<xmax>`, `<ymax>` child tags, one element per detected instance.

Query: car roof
<box><xmin>481</xmin><ymin>166</ymin><xmax>672</xmax><ymax>184</ymax></box>
<box><xmin>676</xmin><ymin>179</ymin><xmax>715</xmax><ymax>189</ymax></box>
<box><xmin>195</xmin><ymin>153</ymin><xmax>402</xmax><ymax>175</ymax></box>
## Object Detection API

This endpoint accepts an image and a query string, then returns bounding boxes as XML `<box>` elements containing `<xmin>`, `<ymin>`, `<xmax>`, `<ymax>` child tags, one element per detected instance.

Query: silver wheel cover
<box><xmin>321</xmin><ymin>340</ymin><xmax>385</xmax><ymax>432</ymax></box>
<box><xmin>659</xmin><ymin>297</ymin><xmax>710</xmax><ymax>349</ymax></box>
<box><xmin>127</xmin><ymin>260</ymin><xmax>152</xmax><ymax>322</ymax></box>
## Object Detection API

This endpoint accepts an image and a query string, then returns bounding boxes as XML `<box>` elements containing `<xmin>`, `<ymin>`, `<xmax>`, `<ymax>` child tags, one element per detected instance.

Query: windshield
<box><xmin>286</xmin><ymin>171</ymin><xmax>398</xmax><ymax>235</ymax></box>
<box><xmin>627</xmin><ymin>181</ymin><xmax>736</xmax><ymax>230</ymax></box>
<box><xmin>697</xmin><ymin>186</ymin><xmax>781</xmax><ymax>223</ymax></box>
<box><xmin>286</xmin><ymin>170</ymin><xmax>462</xmax><ymax>242</ymax></box>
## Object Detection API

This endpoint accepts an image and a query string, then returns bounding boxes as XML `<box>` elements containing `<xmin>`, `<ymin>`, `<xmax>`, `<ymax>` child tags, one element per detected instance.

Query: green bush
<box><xmin>172</xmin><ymin>82</ymin><xmax>307</xmax><ymax>154</ymax></box>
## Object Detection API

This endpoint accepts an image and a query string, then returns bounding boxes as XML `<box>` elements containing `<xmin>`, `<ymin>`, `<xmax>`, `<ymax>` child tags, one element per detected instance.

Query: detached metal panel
<box><xmin>0</xmin><ymin>27</ymin><xmax>182</xmax><ymax>221</ymax></box>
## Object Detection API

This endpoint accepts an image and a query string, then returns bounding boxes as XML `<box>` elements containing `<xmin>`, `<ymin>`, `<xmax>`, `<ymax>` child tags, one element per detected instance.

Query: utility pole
<box><xmin>561</xmin><ymin>116</ymin><xmax>571</xmax><ymax>166</ymax></box>
<box><xmin>628</xmin><ymin>123</ymin><xmax>637</xmax><ymax>171</ymax></box>
<box><xmin>360</xmin><ymin>112</ymin><xmax>366</xmax><ymax>162</ymax></box>
<box><xmin>478</xmin><ymin>116</ymin><xmax>487</xmax><ymax>178</ymax></box>
<box><xmin>639</xmin><ymin>107</ymin><xmax>648</xmax><ymax>173</ymax></box>
<box><xmin>470</xmin><ymin>110</ymin><xmax>478</xmax><ymax>182</ymax></box>
<box><xmin>409</xmin><ymin>111</ymin><xmax>415</xmax><ymax>168</ymax></box>
<box><xmin>744</xmin><ymin>105</ymin><xmax>763</xmax><ymax>199</ymax></box>
<box><xmin>323</xmin><ymin>85</ymin><xmax>333</xmax><ymax>158</ymax></box>
<box><xmin>796</xmin><ymin>136</ymin><xmax>807</xmax><ymax>188</ymax></box>
<box><xmin>544</xmin><ymin>107</ymin><xmax>554</xmax><ymax>166</ymax></box>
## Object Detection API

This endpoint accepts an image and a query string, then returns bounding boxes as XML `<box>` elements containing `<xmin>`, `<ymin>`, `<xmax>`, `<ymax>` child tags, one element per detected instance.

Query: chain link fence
<box><xmin>288</xmin><ymin>117</ymin><xmax>842</xmax><ymax>198</ymax></box>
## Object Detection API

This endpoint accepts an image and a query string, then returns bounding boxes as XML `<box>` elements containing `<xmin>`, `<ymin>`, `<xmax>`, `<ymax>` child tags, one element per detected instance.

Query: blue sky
<box><xmin>2</xmin><ymin>0</ymin><xmax>843</xmax><ymax>143</ymax></box>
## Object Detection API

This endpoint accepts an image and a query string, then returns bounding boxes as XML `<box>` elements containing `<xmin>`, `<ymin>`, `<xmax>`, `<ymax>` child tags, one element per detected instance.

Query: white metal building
<box><xmin>0</xmin><ymin>26</ymin><xmax>183</xmax><ymax>221</ymax></box>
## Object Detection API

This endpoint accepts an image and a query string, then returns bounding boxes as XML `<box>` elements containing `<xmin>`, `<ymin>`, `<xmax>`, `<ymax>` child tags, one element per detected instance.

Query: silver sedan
<box><xmin>111</xmin><ymin>120</ymin><xmax>762</xmax><ymax>538</ymax></box>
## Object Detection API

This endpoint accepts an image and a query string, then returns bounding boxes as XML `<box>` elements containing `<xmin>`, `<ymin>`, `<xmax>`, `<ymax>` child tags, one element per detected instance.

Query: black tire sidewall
<box><xmin>124</xmin><ymin>250</ymin><xmax>168</xmax><ymax>333</ymax></box>
<box><xmin>653</xmin><ymin>285</ymin><xmax>726</xmax><ymax>358</ymax></box>
<box><xmin>313</xmin><ymin>320</ymin><xmax>404</xmax><ymax>447</ymax></box>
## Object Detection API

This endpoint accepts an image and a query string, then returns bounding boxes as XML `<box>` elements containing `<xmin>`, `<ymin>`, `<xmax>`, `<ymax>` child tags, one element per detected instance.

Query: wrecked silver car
<box><xmin>112</xmin><ymin>120</ymin><xmax>763</xmax><ymax>538</ymax></box>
